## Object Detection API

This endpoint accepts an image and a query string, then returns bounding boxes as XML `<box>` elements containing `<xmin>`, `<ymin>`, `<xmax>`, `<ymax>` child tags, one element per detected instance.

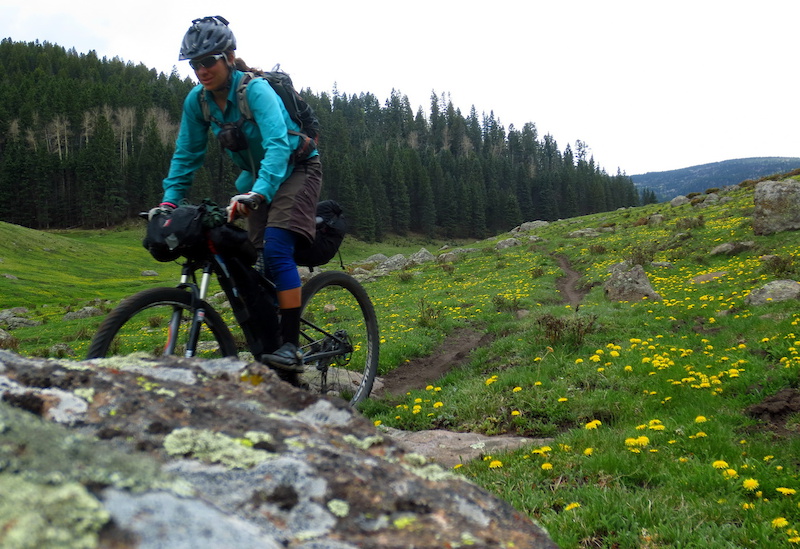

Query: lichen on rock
<box><xmin>0</xmin><ymin>476</ymin><xmax>110</xmax><ymax>549</ymax></box>
<box><xmin>163</xmin><ymin>427</ymin><xmax>274</xmax><ymax>469</ymax></box>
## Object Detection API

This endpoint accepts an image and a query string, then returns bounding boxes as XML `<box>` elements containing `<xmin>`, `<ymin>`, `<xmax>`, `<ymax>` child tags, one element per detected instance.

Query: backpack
<box><xmin>294</xmin><ymin>200</ymin><xmax>347</xmax><ymax>268</ymax></box>
<box><xmin>199</xmin><ymin>66</ymin><xmax>320</xmax><ymax>164</ymax></box>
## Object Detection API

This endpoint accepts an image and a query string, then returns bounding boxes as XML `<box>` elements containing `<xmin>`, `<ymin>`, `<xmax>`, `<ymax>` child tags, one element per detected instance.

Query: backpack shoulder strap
<box><xmin>198</xmin><ymin>87</ymin><xmax>212</xmax><ymax>123</ymax></box>
<box><xmin>236</xmin><ymin>71</ymin><xmax>258</xmax><ymax>122</ymax></box>
<box><xmin>197</xmin><ymin>74</ymin><xmax>257</xmax><ymax>124</ymax></box>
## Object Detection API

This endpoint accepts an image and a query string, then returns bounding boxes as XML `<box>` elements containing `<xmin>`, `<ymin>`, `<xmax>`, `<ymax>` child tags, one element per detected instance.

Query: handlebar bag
<box><xmin>143</xmin><ymin>205</ymin><xmax>206</xmax><ymax>262</ymax></box>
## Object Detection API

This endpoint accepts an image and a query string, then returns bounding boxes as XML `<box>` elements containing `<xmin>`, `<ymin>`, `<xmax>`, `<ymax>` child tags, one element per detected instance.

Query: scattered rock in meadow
<box><xmin>744</xmin><ymin>279</ymin><xmax>800</xmax><ymax>306</ymax></box>
<box><xmin>752</xmin><ymin>179</ymin><xmax>800</xmax><ymax>235</ymax></box>
<box><xmin>62</xmin><ymin>306</ymin><xmax>103</xmax><ymax>321</ymax></box>
<box><xmin>603</xmin><ymin>264</ymin><xmax>662</xmax><ymax>302</ymax></box>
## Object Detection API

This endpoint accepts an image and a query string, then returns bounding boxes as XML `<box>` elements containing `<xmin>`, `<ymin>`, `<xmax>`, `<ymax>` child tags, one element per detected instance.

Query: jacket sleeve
<box><xmin>243</xmin><ymin>79</ymin><xmax>294</xmax><ymax>203</ymax></box>
<box><xmin>161</xmin><ymin>87</ymin><xmax>210</xmax><ymax>205</ymax></box>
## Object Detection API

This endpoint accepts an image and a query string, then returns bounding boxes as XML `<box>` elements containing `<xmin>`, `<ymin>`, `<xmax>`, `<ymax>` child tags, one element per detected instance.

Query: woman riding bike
<box><xmin>151</xmin><ymin>15</ymin><xmax>322</xmax><ymax>372</ymax></box>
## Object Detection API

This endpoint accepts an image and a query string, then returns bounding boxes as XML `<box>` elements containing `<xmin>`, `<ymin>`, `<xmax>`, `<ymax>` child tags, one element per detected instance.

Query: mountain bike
<box><xmin>86</xmin><ymin>203</ymin><xmax>379</xmax><ymax>405</ymax></box>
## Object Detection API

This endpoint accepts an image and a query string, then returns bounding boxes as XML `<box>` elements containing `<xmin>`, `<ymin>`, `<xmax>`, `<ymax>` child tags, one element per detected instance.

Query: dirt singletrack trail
<box><xmin>375</xmin><ymin>328</ymin><xmax>492</xmax><ymax>397</ymax></box>
<box><xmin>373</xmin><ymin>254</ymin><xmax>589</xmax><ymax>465</ymax></box>
<box><xmin>377</xmin><ymin>255</ymin><xmax>588</xmax><ymax>396</ymax></box>
<box><xmin>554</xmin><ymin>254</ymin><xmax>587</xmax><ymax>309</ymax></box>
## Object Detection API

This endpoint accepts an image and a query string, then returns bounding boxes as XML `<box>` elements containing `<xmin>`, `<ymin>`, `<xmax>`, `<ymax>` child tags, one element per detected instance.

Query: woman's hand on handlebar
<box><xmin>147</xmin><ymin>202</ymin><xmax>176</xmax><ymax>221</ymax></box>
<box><xmin>227</xmin><ymin>192</ymin><xmax>265</xmax><ymax>222</ymax></box>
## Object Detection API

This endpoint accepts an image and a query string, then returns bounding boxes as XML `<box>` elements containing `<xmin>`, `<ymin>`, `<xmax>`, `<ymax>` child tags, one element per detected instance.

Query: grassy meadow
<box><xmin>3</xmin><ymin>177</ymin><xmax>800</xmax><ymax>547</ymax></box>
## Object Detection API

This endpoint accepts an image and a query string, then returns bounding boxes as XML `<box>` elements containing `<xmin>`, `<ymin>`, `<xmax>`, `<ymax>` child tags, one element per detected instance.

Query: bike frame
<box><xmin>168</xmin><ymin>251</ymin><xmax>353</xmax><ymax>367</ymax></box>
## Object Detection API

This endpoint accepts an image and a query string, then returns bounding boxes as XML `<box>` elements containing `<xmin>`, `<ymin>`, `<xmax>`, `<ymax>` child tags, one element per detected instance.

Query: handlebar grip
<box><xmin>237</xmin><ymin>195</ymin><xmax>262</xmax><ymax>210</ymax></box>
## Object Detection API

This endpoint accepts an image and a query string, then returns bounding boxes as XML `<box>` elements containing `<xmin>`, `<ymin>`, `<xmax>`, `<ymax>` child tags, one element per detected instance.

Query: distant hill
<box><xmin>631</xmin><ymin>157</ymin><xmax>800</xmax><ymax>201</ymax></box>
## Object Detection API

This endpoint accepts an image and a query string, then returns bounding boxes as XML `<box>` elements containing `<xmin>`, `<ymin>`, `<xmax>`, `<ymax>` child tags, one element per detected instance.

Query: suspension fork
<box><xmin>164</xmin><ymin>262</ymin><xmax>215</xmax><ymax>357</ymax></box>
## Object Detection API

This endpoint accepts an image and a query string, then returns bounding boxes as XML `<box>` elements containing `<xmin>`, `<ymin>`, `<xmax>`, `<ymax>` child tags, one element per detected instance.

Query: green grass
<box><xmin>4</xmin><ymin>179</ymin><xmax>800</xmax><ymax>546</ymax></box>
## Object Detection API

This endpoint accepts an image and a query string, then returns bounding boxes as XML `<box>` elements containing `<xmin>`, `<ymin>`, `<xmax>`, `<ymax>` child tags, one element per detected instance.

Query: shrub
<box><xmin>0</xmin><ymin>335</ymin><xmax>20</xmax><ymax>351</ymax></box>
<box><xmin>492</xmin><ymin>294</ymin><xmax>520</xmax><ymax>312</ymax></box>
<box><xmin>417</xmin><ymin>297</ymin><xmax>440</xmax><ymax>328</ymax></box>
<box><xmin>625</xmin><ymin>244</ymin><xmax>657</xmax><ymax>267</ymax></box>
<box><xmin>588</xmin><ymin>244</ymin><xmax>607</xmax><ymax>255</ymax></box>
<box><xmin>762</xmin><ymin>255</ymin><xmax>798</xmax><ymax>277</ymax></box>
<box><xmin>535</xmin><ymin>313</ymin><xmax>597</xmax><ymax>347</ymax></box>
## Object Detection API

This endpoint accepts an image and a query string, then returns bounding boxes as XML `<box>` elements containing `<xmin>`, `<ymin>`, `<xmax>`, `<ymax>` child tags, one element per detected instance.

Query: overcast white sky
<box><xmin>3</xmin><ymin>0</ymin><xmax>798</xmax><ymax>175</ymax></box>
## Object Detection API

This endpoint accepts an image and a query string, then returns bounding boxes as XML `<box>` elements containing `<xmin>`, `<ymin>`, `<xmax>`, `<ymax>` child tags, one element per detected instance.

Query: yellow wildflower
<box><xmin>742</xmin><ymin>478</ymin><xmax>759</xmax><ymax>491</ymax></box>
<box><xmin>772</xmin><ymin>517</ymin><xmax>789</xmax><ymax>529</ymax></box>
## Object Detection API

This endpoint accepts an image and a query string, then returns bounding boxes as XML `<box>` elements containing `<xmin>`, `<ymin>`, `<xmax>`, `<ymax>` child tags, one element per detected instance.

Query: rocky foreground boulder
<box><xmin>0</xmin><ymin>351</ymin><xmax>557</xmax><ymax>549</ymax></box>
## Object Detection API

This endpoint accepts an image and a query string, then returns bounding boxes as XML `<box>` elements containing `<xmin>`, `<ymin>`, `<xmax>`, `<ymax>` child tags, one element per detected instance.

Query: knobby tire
<box><xmin>300</xmin><ymin>271</ymin><xmax>379</xmax><ymax>405</ymax></box>
<box><xmin>86</xmin><ymin>287</ymin><xmax>238</xmax><ymax>359</ymax></box>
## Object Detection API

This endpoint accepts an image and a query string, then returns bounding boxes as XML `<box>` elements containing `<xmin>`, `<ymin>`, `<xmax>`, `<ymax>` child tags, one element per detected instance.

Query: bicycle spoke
<box><xmin>300</xmin><ymin>272</ymin><xmax>379</xmax><ymax>405</ymax></box>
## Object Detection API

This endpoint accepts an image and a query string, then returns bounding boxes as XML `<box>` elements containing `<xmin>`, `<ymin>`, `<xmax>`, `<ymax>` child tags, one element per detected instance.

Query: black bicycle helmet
<box><xmin>179</xmin><ymin>16</ymin><xmax>236</xmax><ymax>60</ymax></box>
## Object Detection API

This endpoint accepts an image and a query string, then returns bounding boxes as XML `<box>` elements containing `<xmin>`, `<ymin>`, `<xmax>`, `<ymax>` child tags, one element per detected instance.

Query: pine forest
<box><xmin>0</xmin><ymin>39</ymin><xmax>650</xmax><ymax>240</ymax></box>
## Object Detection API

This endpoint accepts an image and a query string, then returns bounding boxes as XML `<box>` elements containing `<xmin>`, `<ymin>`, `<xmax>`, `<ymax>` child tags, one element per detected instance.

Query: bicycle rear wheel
<box><xmin>300</xmin><ymin>271</ymin><xmax>379</xmax><ymax>405</ymax></box>
<box><xmin>86</xmin><ymin>287</ymin><xmax>238</xmax><ymax>359</ymax></box>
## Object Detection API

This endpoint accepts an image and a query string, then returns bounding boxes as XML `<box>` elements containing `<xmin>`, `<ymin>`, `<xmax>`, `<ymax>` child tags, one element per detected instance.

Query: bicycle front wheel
<box><xmin>86</xmin><ymin>287</ymin><xmax>238</xmax><ymax>359</ymax></box>
<box><xmin>300</xmin><ymin>271</ymin><xmax>380</xmax><ymax>405</ymax></box>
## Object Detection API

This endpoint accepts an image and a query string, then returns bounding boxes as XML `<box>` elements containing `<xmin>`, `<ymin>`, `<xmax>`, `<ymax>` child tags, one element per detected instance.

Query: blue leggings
<box><xmin>264</xmin><ymin>227</ymin><xmax>301</xmax><ymax>292</ymax></box>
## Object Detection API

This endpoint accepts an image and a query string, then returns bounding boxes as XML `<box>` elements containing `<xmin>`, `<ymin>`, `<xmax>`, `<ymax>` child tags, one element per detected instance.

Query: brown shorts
<box><xmin>247</xmin><ymin>157</ymin><xmax>323</xmax><ymax>249</ymax></box>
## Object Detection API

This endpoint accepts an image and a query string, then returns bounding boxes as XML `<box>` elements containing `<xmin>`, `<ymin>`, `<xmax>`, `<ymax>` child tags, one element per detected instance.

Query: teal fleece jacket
<box><xmin>161</xmin><ymin>69</ymin><xmax>317</xmax><ymax>205</ymax></box>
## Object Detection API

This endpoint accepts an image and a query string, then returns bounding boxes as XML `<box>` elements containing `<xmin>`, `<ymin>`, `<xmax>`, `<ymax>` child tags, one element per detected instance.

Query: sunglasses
<box><xmin>189</xmin><ymin>53</ymin><xmax>225</xmax><ymax>70</ymax></box>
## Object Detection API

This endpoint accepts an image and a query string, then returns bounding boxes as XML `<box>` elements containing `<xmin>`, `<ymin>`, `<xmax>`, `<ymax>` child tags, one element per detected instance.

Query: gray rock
<box><xmin>102</xmin><ymin>489</ymin><xmax>281</xmax><ymax>549</ymax></box>
<box><xmin>63</xmin><ymin>306</ymin><xmax>103</xmax><ymax>321</ymax></box>
<box><xmin>567</xmin><ymin>228</ymin><xmax>600</xmax><ymax>238</ymax></box>
<box><xmin>409</xmin><ymin>248</ymin><xmax>435</xmax><ymax>265</ymax></box>
<box><xmin>377</xmin><ymin>254</ymin><xmax>409</xmax><ymax>272</ymax></box>
<box><xmin>670</xmin><ymin>195</ymin><xmax>690</xmax><ymax>207</ymax></box>
<box><xmin>604</xmin><ymin>264</ymin><xmax>662</xmax><ymax>302</ymax></box>
<box><xmin>744</xmin><ymin>280</ymin><xmax>800</xmax><ymax>306</ymax></box>
<box><xmin>0</xmin><ymin>352</ymin><xmax>557</xmax><ymax>549</ymax></box>
<box><xmin>513</xmin><ymin>220</ymin><xmax>550</xmax><ymax>233</ymax></box>
<box><xmin>753</xmin><ymin>180</ymin><xmax>800</xmax><ymax>235</ymax></box>
<box><xmin>495</xmin><ymin>238</ymin><xmax>521</xmax><ymax>250</ymax></box>
<box><xmin>357</xmin><ymin>253</ymin><xmax>389</xmax><ymax>265</ymax></box>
